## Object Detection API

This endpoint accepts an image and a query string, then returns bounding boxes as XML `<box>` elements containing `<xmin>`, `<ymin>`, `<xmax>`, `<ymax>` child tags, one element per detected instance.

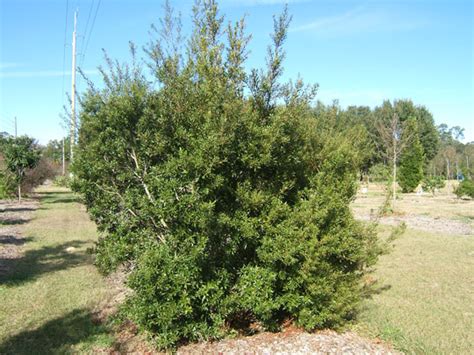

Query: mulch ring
<box><xmin>0</xmin><ymin>199</ymin><xmax>39</xmax><ymax>277</ymax></box>
<box><xmin>99</xmin><ymin>318</ymin><xmax>400</xmax><ymax>354</ymax></box>
<box><xmin>177</xmin><ymin>328</ymin><xmax>400</xmax><ymax>354</ymax></box>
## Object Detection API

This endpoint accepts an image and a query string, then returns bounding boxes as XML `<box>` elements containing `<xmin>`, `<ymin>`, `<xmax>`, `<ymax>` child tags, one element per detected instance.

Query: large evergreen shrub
<box><xmin>399</xmin><ymin>119</ymin><xmax>424</xmax><ymax>193</ymax></box>
<box><xmin>73</xmin><ymin>1</ymin><xmax>382</xmax><ymax>349</ymax></box>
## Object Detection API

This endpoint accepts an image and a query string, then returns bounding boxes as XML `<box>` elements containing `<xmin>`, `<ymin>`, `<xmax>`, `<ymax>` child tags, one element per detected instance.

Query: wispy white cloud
<box><xmin>0</xmin><ymin>62</ymin><xmax>22</xmax><ymax>69</ymax></box>
<box><xmin>0</xmin><ymin>69</ymin><xmax>99</xmax><ymax>78</ymax></box>
<box><xmin>291</xmin><ymin>5</ymin><xmax>427</xmax><ymax>36</ymax></box>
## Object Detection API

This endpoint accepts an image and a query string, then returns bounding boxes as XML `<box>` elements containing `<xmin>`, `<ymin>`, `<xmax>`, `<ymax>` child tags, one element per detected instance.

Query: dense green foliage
<box><xmin>399</xmin><ymin>119</ymin><xmax>424</xmax><ymax>193</ymax></box>
<box><xmin>430</xmin><ymin>125</ymin><xmax>473</xmax><ymax>180</ymax></box>
<box><xmin>73</xmin><ymin>1</ymin><xmax>382</xmax><ymax>349</ymax></box>
<box><xmin>0</xmin><ymin>171</ymin><xmax>15</xmax><ymax>199</ymax></box>
<box><xmin>455</xmin><ymin>179</ymin><xmax>474</xmax><ymax>198</ymax></box>
<box><xmin>0</xmin><ymin>135</ymin><xmax>13</xmax><ymax>198</ymax></box>
<box><xmin>376</xmin><ymin>101</ymin><xmax>438</xmax><ymax>163</ymax></box>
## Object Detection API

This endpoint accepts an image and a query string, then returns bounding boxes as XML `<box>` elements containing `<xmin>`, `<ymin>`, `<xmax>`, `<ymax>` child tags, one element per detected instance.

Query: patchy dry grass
<box><xmin>353</xmin><ymin>182</ymin><xmax>474</xmax><ymax>354</ymax></box>
<box><xmin>353</xmin><ymin>181</ymin><xmax>474</xmax><ymax>221</ymax></box>
<box><xmin>0</xmin><ymin>186</ymin><xmax>115</xmax><ymax>354</ymax></box>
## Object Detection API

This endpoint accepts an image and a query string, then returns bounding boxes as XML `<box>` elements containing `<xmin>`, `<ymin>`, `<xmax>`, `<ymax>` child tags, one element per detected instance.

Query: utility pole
<box><xmin>14</xmin><ymin>116</ymin><xmax>17</xmax><ymax>137</ymax></box>
<box><xmin>70</xmin><ymin>10</ymin><xmax>77</xmax><ymax>163</ymax></box>
<box><xmin>62</xmin><ymin>137</ymin><xmax>66</xmax><ymax>176</ymax></box>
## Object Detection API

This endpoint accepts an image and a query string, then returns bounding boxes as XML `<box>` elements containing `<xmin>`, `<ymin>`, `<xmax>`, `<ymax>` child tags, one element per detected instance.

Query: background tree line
<box><xmin>313</xmin><ymin>99</ymin><xmax>472</xmax><ymax>194</ymax></box>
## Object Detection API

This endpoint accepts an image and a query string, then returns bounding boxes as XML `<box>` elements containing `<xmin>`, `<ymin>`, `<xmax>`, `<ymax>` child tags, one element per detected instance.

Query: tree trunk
<box><xmin>467</xmin><ymin>155</ymin><xmax>470</xmax><ymax>179</ymax></box>
<box><xmin>18</xmin><ymin>184</ymin><xmax>21</xmax><ymax>202</ymax></box>
<box><xmin>446</xmin><ymin>158</ymin><xmax>450</xmax><ymax>194</ymax></box>
<box><xmin>392</xmin><ymin>135</ymin><xmax>397</xmax><ymax>209</ymax></box>
<box><xmin>446</xmin><ymin>158</ymin><xmax>450</xmax><ymax>179</ymax></box>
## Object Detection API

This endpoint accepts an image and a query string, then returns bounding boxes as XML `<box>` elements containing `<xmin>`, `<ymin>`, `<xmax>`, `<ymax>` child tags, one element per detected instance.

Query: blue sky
<box><xmin>0</xmin><ymin>0</ymin><xmax>473</xmax><ymax>144</ymax></box>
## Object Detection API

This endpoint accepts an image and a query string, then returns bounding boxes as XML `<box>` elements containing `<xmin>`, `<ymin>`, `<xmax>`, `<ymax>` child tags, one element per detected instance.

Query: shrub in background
<box><xmin>22</xmin><ymin>157</ymin><xmax>60</xmax><ymax>194</ymax></box>
<box><xmin>368</xmin><ymin>163</ymin><xmax>391</xmax><ymax>182</ymax></box>
<box><xmin>455</xmin><ymin>179</ymin><xmax>474</xmax><ymax>198</ymax></box>
<box><xmin>73</xmin><ymin>1</ymin><xmax>383</xmax><ymax>349</ymax></box>
<box><xmin>422</xmin><ymin>176</ymin><xmax>445</xmax><ymax>196</ymax></box>
<box><xmin>53</xmin><ymin>175</ymin><xmax>71</xmax><ymax>188</ymax></box>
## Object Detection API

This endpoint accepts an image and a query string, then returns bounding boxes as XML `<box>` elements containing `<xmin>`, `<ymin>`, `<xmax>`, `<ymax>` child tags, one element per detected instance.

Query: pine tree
<box><xmin>399</xmin><ymin>119</ymin><xmax>424</xmax><ymax>193</ymax></box>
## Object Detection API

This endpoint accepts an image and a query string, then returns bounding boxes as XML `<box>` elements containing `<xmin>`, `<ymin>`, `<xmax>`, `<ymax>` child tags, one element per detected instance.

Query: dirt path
<box><xmin>356</xmin><ymin>213</ymin><xmax>473</xmax><ymax>236</ymax></box>
<box><xmin>0</xmin><ymin>198</ymin><xmax>39</xmax><ymax>277</ymax></box>
<box><xmin>352</xmin><ymin>184</ymin><xmax>474</xmax><ymax>236</ymax></box>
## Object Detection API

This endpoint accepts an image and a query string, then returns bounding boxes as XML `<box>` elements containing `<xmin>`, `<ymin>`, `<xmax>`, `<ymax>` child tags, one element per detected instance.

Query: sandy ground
<box><xmin>352</xmin><ymin>183</ymin><xmax>474</xmax><ymax>236</ymax></box>
<box><xmin>356</xmin><ymin>213</ymin><xmax>473</xmax><ymax>236</ymax></box>
<box><xmin>177</xmin><ymin>329</ymin><xmax>399</xmax><ymax>354</ymax></box>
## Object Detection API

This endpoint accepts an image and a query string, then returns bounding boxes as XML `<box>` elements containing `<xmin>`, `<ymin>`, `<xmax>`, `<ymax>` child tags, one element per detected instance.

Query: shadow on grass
<box><xmin>0</xmin><ymin>240</ymin><xmax>91</xmax><ymax>285</ymax></box>
<box><xmin>0</xmin><ymin>218</ymin><xmax>29</xmax><ymax>226</ymax></box>
<box><xmin>37</xmin><ymin>191</ymin><xmax>70</xmax><ymax>196</ymax></box>
<box><xmin>48</xmin><ymin>197</ymin><xmax>80</xmax><ymax>204</ymax></box>
<box><xmin>361</xmin><ymin>283</ymin><xmax>392</xmax><ymax>300</ymax></box>
<box><xmin>0</xmin><ymin>236</ymin><xmax>34</xmax><ymax>245</ymax></box>
<box><xmin>0</xmin><ymin>308</ymin><xmax>112</xmax><ymax>354</ymax></box>
<box><xmin>37</xmin><ymin>191</ymin><xmax>80</xmax><ymax>205</ymax></box>
<box><xmin>0</xmin><ymin>207</ymin><xmax>37</xmax><ymax>213</ymax></box>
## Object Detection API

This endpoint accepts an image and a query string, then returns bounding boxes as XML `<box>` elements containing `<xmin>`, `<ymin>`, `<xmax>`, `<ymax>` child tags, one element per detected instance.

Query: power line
<box><xmin>80</xmin><ymin>0</ymin><xmax>101</xmax><ymax>68</ymax></box>
<box><xmin>79</xmin><ymin>0</ymin><xmax>95</xmax><ymax>62</ymax></box>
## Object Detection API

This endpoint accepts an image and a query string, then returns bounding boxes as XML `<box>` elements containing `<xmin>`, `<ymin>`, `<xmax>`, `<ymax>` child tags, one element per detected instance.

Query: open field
<box><xmin>352</xmin><ymin>182</ymin><xmax>474</xmax><ymax>354</ymax></box>
<box><xmin>0</xmin><ymin>186</ymin><xmax>115</xmax><ymax>354</ymax></box>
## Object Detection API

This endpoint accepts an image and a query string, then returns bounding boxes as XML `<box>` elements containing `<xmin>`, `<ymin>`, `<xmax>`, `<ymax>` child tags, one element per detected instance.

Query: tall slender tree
<box><xmin>376</xmin><ymin>113</ymin><xmax>413</xmax><ymax>208</ymax></box>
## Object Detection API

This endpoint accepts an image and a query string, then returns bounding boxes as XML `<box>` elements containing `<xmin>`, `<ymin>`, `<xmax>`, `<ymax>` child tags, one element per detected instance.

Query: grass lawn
<box><xmin>352</xmin><ymin>182</ymin><xmax>474</xmax><ymax>354</ymax></box>
<box><xmin>0</xmin><ymin>186</ymin><xmax>115</xmax><ymax>354</ymax></box>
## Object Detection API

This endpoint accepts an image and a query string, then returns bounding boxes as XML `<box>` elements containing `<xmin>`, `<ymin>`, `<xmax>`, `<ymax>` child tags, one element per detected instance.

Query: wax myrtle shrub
<box><xmin>73</xmin><ymin>1</ymin><xmax>382</xmax><ymax>349</ymax></box>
